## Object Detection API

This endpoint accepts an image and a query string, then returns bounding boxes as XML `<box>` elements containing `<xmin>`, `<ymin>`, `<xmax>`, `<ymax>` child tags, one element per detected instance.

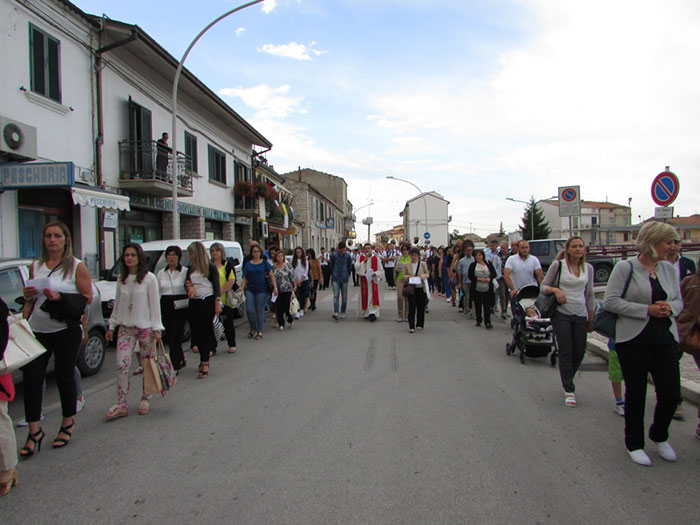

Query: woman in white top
<box><xmin>156</xmin><ymin>245</ymin><xmax>188</xmax><ymax>371</ymax></box>
<box><xmin>20</xmin><ymin>221</ymin><xmax>93</xmax><ymax>455</ymax></box>
<box><xmin>542</xmin><ymin>236</ymin><xmax>595</xmax><ymax>407</ymax></box>
<box><xmin>291</xmin><ymin>247</ymin><xmax>309</xmax><ymax>317</ymax></box>
<box><xmin>105</xmin><ymin>243</ymin><xmax>163</xmax><ymax>419</ymax></box>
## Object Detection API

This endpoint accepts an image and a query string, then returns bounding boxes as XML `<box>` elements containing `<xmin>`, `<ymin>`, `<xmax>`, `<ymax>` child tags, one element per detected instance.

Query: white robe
<box><xmin>355</xmin><ymin>254</ymin><xmax>384</xmax><ymax>317</ymax></box>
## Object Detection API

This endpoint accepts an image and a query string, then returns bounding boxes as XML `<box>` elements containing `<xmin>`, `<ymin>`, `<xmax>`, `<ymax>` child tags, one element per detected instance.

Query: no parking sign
<box><xmin>651</xmin><ymin>170</ymin><xmax>679</xmax><ymax>207</ymax></box>
<box><xmin>558</xmin><ymin>185</ymin><xmax>580</xmax><ymax>217</ymax></box>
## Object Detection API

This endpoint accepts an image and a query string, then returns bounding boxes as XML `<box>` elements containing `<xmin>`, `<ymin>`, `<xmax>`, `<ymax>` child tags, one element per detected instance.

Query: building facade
<box><xmin>538</xmin><ymin>199</ymin><xmax>632</xmax><ymax>245</ymax></box>
<box><xmin>400</xmin><ymin>192</ymin><xmax>449</xmax><ymax>247</ymax></box>
<box><xmin>374</xmin><ymin>224</ymin><xmax>404</xmax><ymax>244</ymax></box>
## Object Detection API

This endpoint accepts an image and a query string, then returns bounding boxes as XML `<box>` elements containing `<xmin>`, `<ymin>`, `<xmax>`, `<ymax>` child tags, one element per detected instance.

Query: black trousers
<box><xmin>385</xmin><ymin>267</ymin><xmax>395</xmax><ymax>288</ymax></box>
<box><xmin>407</xmin><ymin>288</ymin><xmax>427</xmax><ymax>329</ymax></box>
<box><xmin>221</xmin><ymin>305</ymin><xmax>237</xmax><ymax>348</ymax></box>
<box><xmin>188</xmin><ymin>296</ymin><xmax>216</xmax><ymax>363</ymax></box>
<box><xmin>616</xmin><ymin>340</ymin><xmax>680</xmax><ymax>451</ymax></box>
<box><xmin>23</xmin><ymin>326</ymin><xmax>81</xmax><ymax>421</ymax></box>
<box><xmin>473</xmin><ymin>290</ymin><xmax>492</xmax><ymax>324</ymax></box>
<box><xmin>351</xmin><ymin>266</ymin><xmax>358</xmax><ymax>286</ymax></box>
<box><xmin>322</xmin><ymin>265</ymin><xmax>331</xmax><ymax>289</ymax></box>
<box><xmin>309</xmin><ymin>280</ymin><xmax>319</xmax><ymax>308</ymax></box>
<box><xmin>161</xmin><ymin>296</ymin><xmax>188</xmax><ymax>369</ymax></box>
<box><xmin>551</xmin><ymin>312</ymin><xmax>588</xmax><ymax>393</ymax></box>
<box><xmin>276</xmin><ymin>291</ymin><xmax>294</xmax><ymax>328</ymax></box>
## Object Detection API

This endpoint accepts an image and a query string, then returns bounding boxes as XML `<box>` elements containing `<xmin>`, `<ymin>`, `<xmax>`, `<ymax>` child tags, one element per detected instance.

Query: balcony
<box><xmin>118</xmin><ymin>140</ymin><xmax>193</xmax><ymax>198</ymax></box>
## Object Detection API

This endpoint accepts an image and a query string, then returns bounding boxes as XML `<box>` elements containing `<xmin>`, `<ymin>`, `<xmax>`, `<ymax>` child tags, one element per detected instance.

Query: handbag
<box><xmin>225</xmin><ymin>288</ymin><xmax>245</xmax><ymax>309</ymax></box>
<box><xmin>593</xmin><ymin>261</ymin><xmax>634</xmax><ymax>338</ymax></box>
<box><xmin>143</xmin><ymin>353</ymin><xmax>163</xmax><ymax>396</ymax></box>
<box><xmin>534</xmin><ymin>262</ymin><xmax>562</xmax><ymax>318</ymax></box>
<box><xmin>213</xmin><ymin>315</ymin><xmax>224</xmax><ymax>341</ymax></box>
<box><xmin>0</xmin><ymin>315</ymin><xmax>47</xmax><ymax>374</ymax></box>
<box><xmin>155</xmin><ymin>339</ymin><xmax>177</xmax><ymax>392</ymax></box>
<box><xmin>290</xmin><ymin>294</ymin><xmax>300</xmax><ymax>316</ymax></box>
<box><xmin>402</xmin><ymin>263</ymin><xmax>421</xmax><ymax>298</ymax></box>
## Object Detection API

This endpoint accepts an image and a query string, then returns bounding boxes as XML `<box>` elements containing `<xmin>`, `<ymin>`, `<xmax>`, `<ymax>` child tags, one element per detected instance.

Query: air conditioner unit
<box><xmin>260</xmin><ymin>220</ymin><xmax>269</xmax><ymax>238</ymax></box>
<box><xmin>0</xmin><ymin>117</ymin><xmax>38</xmax><ymax>161</ymax></box>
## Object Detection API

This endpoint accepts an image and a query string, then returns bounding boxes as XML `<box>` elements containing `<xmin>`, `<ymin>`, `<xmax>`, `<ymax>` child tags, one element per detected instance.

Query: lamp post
<box><xmin>506</xmin><ymin>197</ymin><xmax>534</xmax><ymax>240</ymax></box>
<box><xmin>354</xmin><ymin>201</ymin><xmax>374</xmax><ymax>244</ymax></box>
<box><xmin>170</xmin><ymin>0</ymin><xmax>265</xmax><ymax>238</ymax></box>
<box><xmin>387</xmin><ymin>176</ymin><xmax>429</xmax><ymax>246</ymax></box>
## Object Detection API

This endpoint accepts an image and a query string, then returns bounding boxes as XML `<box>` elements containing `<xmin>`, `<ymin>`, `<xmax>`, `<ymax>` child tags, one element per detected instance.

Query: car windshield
<box><xmin>529</xmin><ymin>242</ymin><xmax>549</xmax><ymax>256</ymax></box>
<box><xmin>104</xmin><ymin>250</ymin><xmax>162</xmax><ymax>281</ymax></box>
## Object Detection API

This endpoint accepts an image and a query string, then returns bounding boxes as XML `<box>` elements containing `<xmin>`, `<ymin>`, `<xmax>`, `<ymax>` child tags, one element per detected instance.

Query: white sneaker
<box><xmin>332</xmin><ymin>313</ymin><xmax>339</xmax><ymax>320</ymax></box>
<box><xmin>76</xmin><ymin>395</ymin><xmax>86</xmax><ymax>413</ymax></box>
<box><xmin>613</xmin><ymin>402</ymin><xmax>625</xmax><ymax>417</ymax></box>
<box><xmin>627</xmin><ymin>449</ymin><xmax>652</xmax><ymax>466</ymax></box>
<box><xmin>655</xmin><ymin>441</ymin><xmax>677</xmax><ymax>462</ymax></box>
<box><xmin>300</xmin><ymin>311</ymin><xmax>305</xmax><ymax>317</ymax></box>
<box><xmin>339</xmin><ymin>313</ymin><xmax>346</xmax><ymax>319</ymax></box>
<box><xmin>16</xmin><ymin>414</ymin><xmax>44</xmax><ymax>427</ymax></box>
<box><xmin>278</xmin><ymin>326</ymin><xmax>284</xmax><ymax>331</ymax></box>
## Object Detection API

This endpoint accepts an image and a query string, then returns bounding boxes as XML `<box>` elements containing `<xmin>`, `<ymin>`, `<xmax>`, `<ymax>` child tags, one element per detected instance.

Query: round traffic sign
<box><xmin>423</xmin><ymin>232</ymin><xmax>431</xmax><ymax>239</ymax></box>
<box><xmin>561</xmin><ymin>187</ymin><xmax>577</xmax><ymax>202</ymax></box>
<box><xmin>651</xmin><ymin>171</ymin><xmax>679</xmax><ymax>206</ymax></box>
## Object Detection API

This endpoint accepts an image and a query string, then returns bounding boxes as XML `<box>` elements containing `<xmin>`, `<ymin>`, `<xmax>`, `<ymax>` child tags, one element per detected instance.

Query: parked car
<box><xmin>0</xmin><ymin>258</ymin><xmax>107</xmax><ymax>379</ymax></box>
<box><xmin>527</xmin><ymin>239</ymin><xmax>615</xmax><ymax>283</ymax></box>
<box><xmin>95</xmin><ymin>239</ymin><xmax>246</xmax><ymax>330</ymax></box>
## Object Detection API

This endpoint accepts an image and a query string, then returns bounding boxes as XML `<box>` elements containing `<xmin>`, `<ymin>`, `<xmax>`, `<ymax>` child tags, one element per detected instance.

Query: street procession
<box><xmin>1</xmin><ymin>0</ymin><xmax>700</xmax><ymax>523</ymax></box>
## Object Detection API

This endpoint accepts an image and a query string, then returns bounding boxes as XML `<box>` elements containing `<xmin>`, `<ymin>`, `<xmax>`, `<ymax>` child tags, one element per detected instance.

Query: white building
<box><xmin>0</xmin><ymin>0</ymin><xmax>271</xmax><ymax>272</ymax></box>
<box><xmin>537</xmin><ymin>199</ymin><xmax>632</xmax><ymax>245</ymax></box>
<box><xmin>400</xmin><ymin>192</ymin><xmax>449</xmax><ymax>247</ymax></box>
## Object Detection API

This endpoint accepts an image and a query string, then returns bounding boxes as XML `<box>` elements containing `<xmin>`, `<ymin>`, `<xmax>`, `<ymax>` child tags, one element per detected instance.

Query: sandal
<box><xmin>247</xmin><ymin>330</ymin><xmax>255</xmax><ymax>338</ymax></box>
<box><xmin>19</xmin><ymin>428</ymin><xmax>45</xmax><ymax>458</ymax></box>
<box><xmin>228</xmin><ymin>347</ymin><xmax>237</xmax><ymax>354</ymax></box>
<box><xmin>138</xmin><ymin>399</ymin><xmax>150</xmax><ymax>415</ymax></box>
<box><xmin>52</xmin><ymin>421</ymin><xmax>75</xmax><ymax>449</ymax></box>
<box><xmin>565</xmin><ymin>393</ymin><xmax>577</xmax><ymax>407</ymax></box>
<box><xmin>0</xmin><ymin>467</ymin><xmax>18</xmax><ymax>497</ymax></box>
<box><xmin>106</xmin><ymin>404</ymin><xmax>128</xmax><ymax>421</ymax></box>
<box><xmin>254</xmin><ymin>332</ymin><xmax>262</xmax><ymax>340</ymax></box>
<box><xmin>132</xmin><ymin>366</ymin><xmax>143</xmax><ymax>376</ymax></box>
<box><xmin>198</xmin><ymin>362</ymin><xmax>209</xmax><ymax>379</ymax></box>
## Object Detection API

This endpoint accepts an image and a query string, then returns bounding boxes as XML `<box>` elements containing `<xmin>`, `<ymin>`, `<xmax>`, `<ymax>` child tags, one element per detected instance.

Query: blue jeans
<box><xmin>443</xmin><ymin>273</ymin><xmax>451</xmax><ymax>299</ymax></box>
<box><xmin>332</xmin><ymin>280</ymin><xmax>349</xmax><ymax>314</ymax></box>
<box><xmin>245</xmin><ymin>290</ymin><xmax>267</xmax><ymax>333</ymax></box>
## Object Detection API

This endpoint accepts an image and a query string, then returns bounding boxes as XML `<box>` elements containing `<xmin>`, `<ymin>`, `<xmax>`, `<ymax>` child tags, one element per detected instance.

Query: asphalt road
<box><xmin>4</xmin><ymin>284</ymin><xmax>700</xmax><ymax>524</ymax></box>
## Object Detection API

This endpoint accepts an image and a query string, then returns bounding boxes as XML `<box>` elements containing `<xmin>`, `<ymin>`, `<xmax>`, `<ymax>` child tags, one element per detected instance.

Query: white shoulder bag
<box><xmin>1</xmin><ymin>314</ymin><xmax>47</xmax><ymax>374</ymax></box>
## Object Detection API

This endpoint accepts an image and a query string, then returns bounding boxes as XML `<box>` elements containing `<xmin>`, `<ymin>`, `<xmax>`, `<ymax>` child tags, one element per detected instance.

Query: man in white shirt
<box><xmin>504</xmin><ymin>240</ymin><xmax>544</xmax><ymax>296</ymax></box>
<box><xmin>383</xmin><ymin>244</ymin><xmax>397</xmax><ymax>290</ymax></box>
<box><xmin>320</xmin><ymin>247</ymin><xmax>331</xmax><ymax>289</ymax></box>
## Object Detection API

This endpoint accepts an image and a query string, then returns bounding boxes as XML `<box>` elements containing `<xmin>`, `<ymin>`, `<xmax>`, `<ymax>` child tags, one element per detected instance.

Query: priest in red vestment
<box><xmin>356</xmin><ymin>243</ymin><xmax>384</xmax><ymax>321</ymax></box>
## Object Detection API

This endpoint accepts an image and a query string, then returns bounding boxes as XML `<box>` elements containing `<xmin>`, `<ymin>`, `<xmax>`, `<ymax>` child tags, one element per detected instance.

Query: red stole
<box><xmin>360</xmin><ymin>255</ymin><xmax>380</xmax><ymax>310</ymax></box>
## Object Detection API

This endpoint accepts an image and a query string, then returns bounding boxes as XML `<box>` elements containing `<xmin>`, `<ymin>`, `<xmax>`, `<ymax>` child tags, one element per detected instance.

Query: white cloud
<box><xmin>261</xmin><ymin>0</ymin><xmax>277</xmax><ymax>14</ymax></box>
<box><xmin>235</xmin><ymin>27</ymin><xmax>245</xmax><ymax>36</ymax></box>
<box><xmin>219</xmin><ymin>84</ymin><xmax>306</xmax><ymax>120</ymax></box>
<box><xmin>258</xmin><ymin>41</ymin><xmax>327</xmax><ymax>61</ymax></box>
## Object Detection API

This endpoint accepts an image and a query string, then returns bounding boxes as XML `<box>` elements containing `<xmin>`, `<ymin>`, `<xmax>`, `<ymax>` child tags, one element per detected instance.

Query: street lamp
<box><xmin>354</xmin><ymin>201</ymin><xmax>374</xmax><ymax>243</ymax></box>
<box><xmin>170</xmin><ymin>0</ymin><xmax>265</xmax><ymax>238</ymax></box>
<box><xmin>387</xmin><ymin>176</ymin><xmax>429</xmax><ymax>246</ymax></box>
<box><xmin>506</xmin><ymin>197</ymin><xmax>534</xmax><ymax>240</ymax></box>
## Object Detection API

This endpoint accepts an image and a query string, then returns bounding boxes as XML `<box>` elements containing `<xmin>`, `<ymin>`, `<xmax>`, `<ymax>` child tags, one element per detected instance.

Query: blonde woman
<box><xmin>105</xmin><ymin>243</ymin><xmax>162</xmax><ymax>419</ymax></box>
<box><xmin>185</xmin><ymin>242</ymin><xmax>221</xmax><ymax>378</ymax></box>
<box><xmin>20</xmin><ymin>221</ymin><xmax>92</xmax><ymax>453</ymax></box>
<box><xmin>602</xmin><ymin>221</ymin><xmax>682</xmax><ymax>466</ymax></box>
<box><xmin>542</xmin><ymin>236</ymin><xmax>595</xmax><ymax>406</ymax></box>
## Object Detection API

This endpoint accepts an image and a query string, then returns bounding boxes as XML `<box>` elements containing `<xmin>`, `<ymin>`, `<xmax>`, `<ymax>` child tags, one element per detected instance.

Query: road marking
<box><xmin>364</xmin><ymin>337</ymin><xmax>376</xmax><ymax>371</ymax></box>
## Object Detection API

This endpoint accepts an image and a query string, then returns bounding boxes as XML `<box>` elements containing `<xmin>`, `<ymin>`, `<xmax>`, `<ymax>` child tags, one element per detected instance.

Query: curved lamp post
<box><xmin>387</xmin><ymin>176</ymin><xmax>429</xmax><ymax>245</ymax></box>
<box><xmin>505</xmin><ymin>197</ymin><xmax>533</xmax><ymax>240</ymax></box>
<box><xmin>354</xmin><ymin>201</ymin><xmax>374</xmax><ymax>244</ymax></box>
<box><xmin>171</xmin><ymin>0</ymin><xmax>265</xmax><ymax>238</ymax></box>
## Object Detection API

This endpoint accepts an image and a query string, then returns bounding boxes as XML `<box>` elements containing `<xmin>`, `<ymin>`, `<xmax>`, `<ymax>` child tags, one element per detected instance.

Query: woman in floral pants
<box><xmin>105</xmin><ymin>244</ymin><xmax>162</xmax><ymax>419</ymax></box>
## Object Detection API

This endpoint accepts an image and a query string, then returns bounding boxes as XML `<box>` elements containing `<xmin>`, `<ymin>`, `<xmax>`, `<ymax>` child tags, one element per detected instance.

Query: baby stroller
<box><xmin>505</xmin><ymin>285</ymin><xmax>557</xmax><ymax>365</ymax></box>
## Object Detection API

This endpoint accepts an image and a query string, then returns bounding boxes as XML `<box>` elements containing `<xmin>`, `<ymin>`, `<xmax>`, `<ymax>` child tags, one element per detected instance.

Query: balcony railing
<box><xmin>118</xmin><ymin>140</ymin><xmax>193</xmax><ymax>197</ymax></box>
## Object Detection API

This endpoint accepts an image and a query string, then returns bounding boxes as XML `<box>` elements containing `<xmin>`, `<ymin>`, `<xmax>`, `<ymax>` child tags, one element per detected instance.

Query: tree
<box><xmin>520</xmin><ymin>197</ymin><xmax>551</xmax><ymax>240</ymax></box>
<box><xmin>450</xmin><ymin>229</ymin><xmax>462</xmax><ymax>243</ymax></box>
<box><xmin>499</xmin><ymin>221</ymin><xmax>505</xmax><ymax>236</ymax></box>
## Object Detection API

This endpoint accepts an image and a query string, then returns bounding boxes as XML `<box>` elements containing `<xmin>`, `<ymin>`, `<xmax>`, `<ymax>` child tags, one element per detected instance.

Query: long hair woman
<box><xmin>602</xmin><ymin>221</ymin><xmax>682</xmax><ymax>466</ymax></box>
<box><xmin>156</xmin><ymin>245</ymin><xmax>188</xmax><ymax>371</ymax></box>
<box><xmin>185</xmin><ymin>242</ymin><xmax>221</xmax><ymax>378</ymax></box>
<box><xmin>542</xmin><ymin>236</ymin><xmax>595</xmax><ymax>407</ymax></box>
<box><xmin>292</xmin><ymin>247</ymin><xmax>309</xmax><ymax>317</ymax></box>
<box><xmin>210</xmin><ymin>242</ymin><xmax>238</xmax><ymax>354</ymax></box>
<box><xmin>306</xmin><ymin>248</ymin><xmax>322</xmax><ymax>311</ymax></box>
<box><xmin>20</xmin><ymin>221</ymin><xmax>92</xmax><ymax>454</ymax></box>
<box><xmin>241</xmin><ymin>244</ymin><xmax>277</xmax><ymax>339</ymax></box>
<box><xmin>105</xmin><ymin>243</ymin><xmax>163</xmax><ymax>418</ymax></box>
<box><xmin>272</xmin><ymin>251</ymin><xmax>296</xmax><ymax>330</ymax></box>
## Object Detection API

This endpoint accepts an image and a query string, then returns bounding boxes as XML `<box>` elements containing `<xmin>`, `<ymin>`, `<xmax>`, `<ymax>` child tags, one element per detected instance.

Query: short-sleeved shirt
<box><xmin>243</xmin><ymin>260</ymin><xmax>272</xmax><ymax>294</ymax></box>
<box><xmin>505</xmin><ymin>255</ymin><xmax>541</xmax><ymax>291</ymax></box>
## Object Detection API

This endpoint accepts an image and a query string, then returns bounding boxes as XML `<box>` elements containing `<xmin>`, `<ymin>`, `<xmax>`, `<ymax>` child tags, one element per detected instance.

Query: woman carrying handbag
<box><xmin>541</xmin><ymin>237</ymin><xmax>595</xmax><ymax>407</ymax></box>
<box><xmin>105</xmin><ymin>243</ymin><xmax>163</xmax><ymax>419</ymax></box>
<box><xmin>210</xmin><ymin>243</ymin><xmax>238</xmax><ymax>354</ymax></box>
<box><xmin>157</xmin><ymin>245</ymin><xmax>188</xmax><ymax>372</ymax></box>
<box><xmin>403</xmin><ymin>248</ymin><xmax>430</xmax><ymax>333</ymax></box>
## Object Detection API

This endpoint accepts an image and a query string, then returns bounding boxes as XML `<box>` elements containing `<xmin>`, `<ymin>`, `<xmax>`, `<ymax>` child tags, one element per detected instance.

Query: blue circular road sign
<box><xmin>651</xmin><ymin>171</ymin><xmax>679</xmax><ymax>206</ymax></box>
<box><xmin>423</xmin><ymin>232</ymin><xmax>431</xmax><ymax>239</ymax></box>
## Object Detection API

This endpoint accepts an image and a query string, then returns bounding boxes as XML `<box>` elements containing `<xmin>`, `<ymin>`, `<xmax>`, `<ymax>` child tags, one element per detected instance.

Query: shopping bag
<box><xmin>213</xmin><ymin>315</ymin><xmax>224</xmax><ymax>341</ymax></box>
<box><xmin>155</xmin><ymin>340</ymin><xmax>177</xmax><ymax>392</ymax></box>
<box><xmin>0</xmin><ymin>315</ymin><xmax>47</xmax><ymax>374</ymax></box>
<box><xmin>143</xmin><ymin>353</ymin><xmax>163</xmax><ymax>396</ymax></box>
<box><xmin>290</xmin><ymin>295</ymin><xmax>300</xmax><ymax>316</ymax></box>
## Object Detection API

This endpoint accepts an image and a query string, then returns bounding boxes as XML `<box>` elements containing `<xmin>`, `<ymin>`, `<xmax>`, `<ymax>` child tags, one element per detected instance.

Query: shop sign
<box><xmin>0</xmin><ymin>161</ymin><xmax>75</xmax><ymax>189</ymax></box>
<box><xmin>235</xmin><ymin>217</ymin><xmax>253</xmax><ymax>226</ymax></box>
<box><xmin>325</xmin><ymin>217</ymin><xmax>335</xmax><ymax>229</ymax></box>
<box><xmin>125</xmin><ymin>191</ymin><xmax>235</xmax><ymax>221</ymax></box>
<box><xmin>103</xmin><ymin>211</ymin><xmax>118</xmax><ymax>229</ymax></box>
<box><xmin>316</xmin><ymin>222</ymin><xmax>327</xmax><ymax>229</ymax></box>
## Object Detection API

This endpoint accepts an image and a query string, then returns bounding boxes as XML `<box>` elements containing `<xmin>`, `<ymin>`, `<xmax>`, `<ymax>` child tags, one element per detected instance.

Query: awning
<box><xmin>268</xmin><ymin>223</ymin><xmax>289</xmax><ymax>234</ymax></box>
<box><xmin>71</xmin><ymin>186</ymin><xmax>130</xmax><ymax>211</ymax></box>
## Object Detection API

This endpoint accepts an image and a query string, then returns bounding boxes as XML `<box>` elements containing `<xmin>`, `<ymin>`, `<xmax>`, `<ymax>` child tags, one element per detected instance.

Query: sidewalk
<box><xmin>587</xmin><ymin>333</ymin><xmax>700</xmax><ymax>407</ymax></box>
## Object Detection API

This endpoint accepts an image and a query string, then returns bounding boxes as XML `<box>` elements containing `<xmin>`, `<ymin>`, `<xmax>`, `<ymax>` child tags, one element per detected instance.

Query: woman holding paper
<box><xmin>398</xmin><ymin>248</ymin><xmax>430</xmax><ymax>333</ymax></box>
<box><xmin>21</xmin><ymin>221</ymin><xmax>93</xmax><ymax>454</ymax></box>
<box><xmin>105</xmin><ymin>243</ymin><xmax>162</xmax><ymax>418</ymax></box>
<box><xmin>272</xmin><ymin>251</ymin><xmax>296</xmax><ymax>330</ymax></box>
<box><xmin>156</xmin><ymin>245</ymin><xmax>188</xmax><ymax>371</ymax></box>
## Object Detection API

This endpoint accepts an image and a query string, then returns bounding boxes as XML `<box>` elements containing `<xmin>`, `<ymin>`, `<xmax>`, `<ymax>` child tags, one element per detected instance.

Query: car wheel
<box><xmin>594</xmin><ymin>263</ymin><xmax>612</xmax><ymax>283</ymax></box>
<box><xmin>77</xmin><ymin>328</ymin><xmax>106</xmax><ymax>376</ymax></box>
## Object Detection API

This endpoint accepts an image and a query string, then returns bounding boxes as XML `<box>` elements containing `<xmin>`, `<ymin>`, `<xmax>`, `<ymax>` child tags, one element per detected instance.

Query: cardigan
<box><xmin>467</xmin><ymin>261</ymin><xmax>497</xmax><ymax>296</ymax></box>
<box><xmin>602</xmin><ymin>257</ymin><xmax>683</xmax><ymax>343</ymax></box>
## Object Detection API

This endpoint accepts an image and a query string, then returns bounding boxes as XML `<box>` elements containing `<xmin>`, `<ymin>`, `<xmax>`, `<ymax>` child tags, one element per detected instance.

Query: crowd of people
<box><xmin>1</xmin><ymin>221</ymin><xmax>700</xmax><ymax>496</ymax></box>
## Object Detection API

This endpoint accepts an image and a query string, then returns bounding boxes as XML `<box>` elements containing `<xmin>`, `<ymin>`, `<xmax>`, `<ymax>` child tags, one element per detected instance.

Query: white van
<box><xmin>96</xmin><ymin>239</ymin><xmax>245</xmax><ymax>322</ymax></box>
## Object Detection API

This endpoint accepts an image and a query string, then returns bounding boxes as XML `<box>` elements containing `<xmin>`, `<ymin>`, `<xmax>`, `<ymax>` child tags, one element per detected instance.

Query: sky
<box><xmin>73</xmin><ymin>0</ymin><xmax>700</xmax><ymax>241</ymax></box>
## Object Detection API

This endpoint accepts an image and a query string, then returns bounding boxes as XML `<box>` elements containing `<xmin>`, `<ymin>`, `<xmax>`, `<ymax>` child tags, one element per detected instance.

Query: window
<box><xmin>29</xmin><ymin>24</ymin><xmax>61</xmax><ymax>102</ymax></box>
<box><xmin>184</xmin><ymin>131</ymin><xmax>198</xmax><ymax>173</ymax></box>
<box><xmin>208</xmin><ymin>145</ymin><xmax>226</xmax><ymax>184</ymax></box>
<box><xmin>591</xmin><ymin>216</ymin><xmax>598</xmax><ymax>226</ymax></box>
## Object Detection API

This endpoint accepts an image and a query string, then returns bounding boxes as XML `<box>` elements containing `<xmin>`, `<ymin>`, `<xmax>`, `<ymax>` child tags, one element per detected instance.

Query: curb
<box><xmin>586</xmin><ymin>338</ymin><xmax>700</xmax><ymax>406</ymax></box>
